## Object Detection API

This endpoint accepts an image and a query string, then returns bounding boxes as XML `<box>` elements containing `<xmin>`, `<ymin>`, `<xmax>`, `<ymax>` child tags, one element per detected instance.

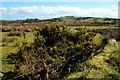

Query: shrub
<box><xmin>3</xmin><ymin>25</ymin><xmax>104</xmax><ymax>80</ymax></box>
<box><xmin>7</xmin><ymin>32</ymin><xmax>21</xmax><ymax>36</ymax></box>
<box><xmin>2</xmin><ymin>37</ymin><xmax>18</xmax><ymax>43</ymax></box>
<box><xmin>2</xmin><ymin>29</ymin><xmax>11</xmax><ymax>32</ymax></box>
<box><xmin>2</xmin><ymin>43</ymin><xmax>7</xmax><ymax>46</ymax></box>
<box><xmin>2</xmin><ymin>37</ymin><xmax>9</xmax><ymax>42</ymax></box>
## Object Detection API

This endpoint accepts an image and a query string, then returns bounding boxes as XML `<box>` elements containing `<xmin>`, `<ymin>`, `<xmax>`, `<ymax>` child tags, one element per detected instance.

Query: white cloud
<box><xmin>1</xmin><ymin>5</ymin><xmax>118</xmax><ymax>20</ymax></box>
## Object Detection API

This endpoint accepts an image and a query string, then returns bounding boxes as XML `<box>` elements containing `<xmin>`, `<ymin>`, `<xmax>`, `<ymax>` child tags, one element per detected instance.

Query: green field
<box><xmin>1</xmin><ymin>32</ymin><xmax>34</xmax><ymax>56</ymax></box>
<box><xmin>67</xmin><ymin>25</ymin><xmax>118</xmax><ymax>30</ymax></box>
<box><xmin>1</xmin><ymin>32</ymin><xmax>35</xmax><ymax>74</ymax></box>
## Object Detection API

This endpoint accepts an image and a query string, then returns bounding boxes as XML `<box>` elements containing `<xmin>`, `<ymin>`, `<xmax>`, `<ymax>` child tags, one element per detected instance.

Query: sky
<box><xmin>1</xmin><ymin>2</ymin><xmax>119</xmax><ymax>20</ymax></box>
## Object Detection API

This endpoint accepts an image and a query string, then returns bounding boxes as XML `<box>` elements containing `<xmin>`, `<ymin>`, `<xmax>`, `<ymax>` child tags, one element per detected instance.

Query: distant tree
<box><xmin>25</xmin><ymin>18</ymin><xmax>34</xmax><ymax>23</ymax></box>
<box><xmin>34</xmin><ymin>18</ymin><xmax>39</xmax><ymax>22</ymax></box>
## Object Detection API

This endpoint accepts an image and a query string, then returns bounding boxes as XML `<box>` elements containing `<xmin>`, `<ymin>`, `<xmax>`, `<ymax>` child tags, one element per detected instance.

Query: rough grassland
<box><xmin>1</xmin><ymin>32</ymin><xmax>34</xmax><ymax>73</ymax></box>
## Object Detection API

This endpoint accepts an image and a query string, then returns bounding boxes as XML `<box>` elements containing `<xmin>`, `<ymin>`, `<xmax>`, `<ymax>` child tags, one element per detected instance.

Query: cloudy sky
<box><xmin>1</xmin><ymin>2</ymin><xmax>118</xmax><ymax>20</ymax></box>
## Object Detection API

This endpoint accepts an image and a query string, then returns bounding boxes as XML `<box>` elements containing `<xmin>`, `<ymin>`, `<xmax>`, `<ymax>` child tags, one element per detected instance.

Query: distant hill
<box><xmin>1</xmin><ymin>16</ymin><xmax>119</xmax><ymax>26</ymax></box>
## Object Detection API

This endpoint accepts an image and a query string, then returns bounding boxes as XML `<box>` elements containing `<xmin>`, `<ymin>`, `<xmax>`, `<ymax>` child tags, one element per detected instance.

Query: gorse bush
<box><xmin>3</xmin><ymin>25</ymin><xmax>106</xmax><ymax>80</ymax></box>
<box><xmin>7</xmin><ymin>31</ymin><xmax>21</xmax><ymax>36</ymax></box>
<box><xmin>2</xmin><ymin>37</ymin><xmax>18</xmax><ymax>43</ymax></box>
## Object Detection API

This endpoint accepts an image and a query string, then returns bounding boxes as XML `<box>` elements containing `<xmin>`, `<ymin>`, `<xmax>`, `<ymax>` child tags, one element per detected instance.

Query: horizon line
<box><xmin>1</xmin><ymin>16</ymin><xmax>119</xmax><ymax>21</ymax></box>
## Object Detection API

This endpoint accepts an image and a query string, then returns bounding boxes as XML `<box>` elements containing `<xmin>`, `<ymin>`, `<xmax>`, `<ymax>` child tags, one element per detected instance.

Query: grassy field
<box><xmin>1</xmin><ymin>32</ymin><xmax>34</xmax><ymax>55</ymax></box>
<box><xmin>1</xmin><ymin>31</ymin><xmax>35</xmax><ymax>73</ymax></box>
<box><xmin>67</xmin><ymin>25</ymin><xmax>118</xmax><ymax>30</ymax></box>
